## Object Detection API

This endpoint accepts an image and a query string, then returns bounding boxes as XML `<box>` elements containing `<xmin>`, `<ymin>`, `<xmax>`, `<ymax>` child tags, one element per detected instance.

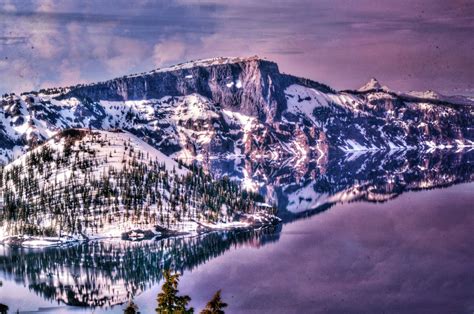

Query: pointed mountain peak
<box><xmin>358</xmin><ymin>77</ymin><xmax>383</xmax><ymax>92</ymax></box>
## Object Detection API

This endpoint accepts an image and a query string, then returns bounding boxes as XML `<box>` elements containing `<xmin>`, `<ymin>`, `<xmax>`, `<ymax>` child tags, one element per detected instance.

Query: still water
<box><xmin>1</xmin><ymin>151</ymin><xmax>473</xmax><ymax>313</ymax></box>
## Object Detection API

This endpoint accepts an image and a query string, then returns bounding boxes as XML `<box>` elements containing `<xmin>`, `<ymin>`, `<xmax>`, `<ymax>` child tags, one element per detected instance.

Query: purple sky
<box><xmin>0</xmin><ymin>0</ymin><xmax>473</xmax><ymax>95</ymax></box>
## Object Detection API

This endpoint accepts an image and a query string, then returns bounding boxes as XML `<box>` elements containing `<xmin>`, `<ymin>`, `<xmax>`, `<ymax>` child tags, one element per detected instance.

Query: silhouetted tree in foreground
<box><xmin>155</xmin><ymin>270</ymin><xmax>228</xmax><ymax>313</ymax></box>
<box><xmin>0</xmin><ymin>280</ymin><xmax>8</xmax><ymax>314</ymax></box>
<box><xmin>200</xmin><ymin>290</ymin><xmax>228</xmax><ymax>314</ymax></box>
<box><xmin>0</xmin><ymin>303</ymin><xmax>8</xmax><ymax>314</ymax></box>
<box><xmin>156</xmin><ymin>270</ymin><xmax>193</xmax><ymax>313</ymax></box>
<box><xmin>124</xmin><ymin>300</ymin><xmax>139</xmax><ymax>314</ymax></box>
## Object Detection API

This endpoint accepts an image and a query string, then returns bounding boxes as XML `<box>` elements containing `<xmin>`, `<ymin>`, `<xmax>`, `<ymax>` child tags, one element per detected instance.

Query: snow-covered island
<box><xmin>0</xmin><ymin>129</ymin><xmax>279</xmax><ymax>247</ymax></box>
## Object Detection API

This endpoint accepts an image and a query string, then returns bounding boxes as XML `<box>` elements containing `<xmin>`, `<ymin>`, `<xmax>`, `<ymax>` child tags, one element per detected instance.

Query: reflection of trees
<box><xmin>0</xmin><ymin>226</ymin><xmax>280</xmax><ymax>308</ymax></box>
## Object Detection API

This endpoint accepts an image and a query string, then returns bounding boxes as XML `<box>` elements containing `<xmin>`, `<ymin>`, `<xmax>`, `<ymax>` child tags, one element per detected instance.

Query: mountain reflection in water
<box><xmin>207</xmin><ymin>149</ymin><xmax>473</xmax><ymax>219</ymax></box>
<box><xmin>0</xmin><ymin>149</ymin><xmax>473</xmax><ymax>310</ymax></box>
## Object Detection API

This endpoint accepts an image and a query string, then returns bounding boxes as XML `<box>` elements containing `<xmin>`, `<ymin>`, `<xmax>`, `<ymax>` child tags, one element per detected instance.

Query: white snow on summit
<box><xmin>358</xmin><ymin>77</ymin><xmax>383</xmax><ymax>92</ymax></box>
<box><xmin>404</xmin><ymin>90</ymin><xmax>474</xmax><ymax>106</ymax></box>
<box><xmin>128</xmin><ymin>56</ymin><xmax>263</xmax><ymax>78</ymax></box>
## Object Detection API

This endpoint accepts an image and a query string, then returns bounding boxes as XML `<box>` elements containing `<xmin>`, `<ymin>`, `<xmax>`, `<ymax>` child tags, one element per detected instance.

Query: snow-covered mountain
<box><xmin>0</xmin><ymin>56</ymin><xmax>472</xmax><ymax>242</ymax></box>
<box><xmin>357</xmin><ymin>77</ymin><xmax>388</xmax><ymax>92</ymax></box>
<box><xmin>0</xmin><ymin>56</ymin><xmax>472</xmax><ymax>167</ymax></box>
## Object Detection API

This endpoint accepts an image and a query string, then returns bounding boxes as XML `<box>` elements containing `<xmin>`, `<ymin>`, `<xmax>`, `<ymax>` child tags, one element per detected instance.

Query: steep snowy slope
<box><xmin>0</xmin><ymin>129</ymin><xmax>276</xmax><ymax>245</ymax></box>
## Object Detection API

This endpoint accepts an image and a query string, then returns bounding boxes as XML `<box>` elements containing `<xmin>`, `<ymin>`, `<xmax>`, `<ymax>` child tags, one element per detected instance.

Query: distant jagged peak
<box><xmin>406</xmin><ymin>89</ymin><xmax>443</xmax><ymax>99</ymax></box>
<box><xmin>358</xmin><ymin>77</ymin><xmax>384</xmax><ymax>92</ymax></box>
<box><xmin>403</xmin><ymin>89</ymin><xmax>474</xmax><ymax>106</ymax></box>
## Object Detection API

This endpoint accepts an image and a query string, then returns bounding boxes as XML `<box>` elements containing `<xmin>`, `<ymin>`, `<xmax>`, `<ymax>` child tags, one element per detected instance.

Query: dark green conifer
<box><xmin>156</xmin><ymin>270</ymin><xmax>193</xmax><ymax>314</ymax></box>
<box><xmin>124</xmin><ymin>301</ymin><xmax>139</xmax><ymax>314</ymax></box>
<box><xmin>200</xmin><ymin>290</ymin><xmax>227</xmax><ymax>314</ymax></box>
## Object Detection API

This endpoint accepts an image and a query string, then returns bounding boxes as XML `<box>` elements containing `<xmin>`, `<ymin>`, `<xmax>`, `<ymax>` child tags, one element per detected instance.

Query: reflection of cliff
<box><xmin>0</xmin><ymin>226</ymin><xmax>280</xmax><ymax>308</ymax></box>
<box><xmin>272</xmin><ymin>150</ymin><xmax>474</xmax><ymax>220</ymax></box>
<box><xmin>205</xmin><ymin>150</ymin><xmax>474</xmax><ymax>220</ymax></box>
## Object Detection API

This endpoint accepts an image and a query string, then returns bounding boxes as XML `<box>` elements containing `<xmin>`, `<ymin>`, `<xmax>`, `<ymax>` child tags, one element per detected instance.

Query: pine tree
<box><xmin>0</xmin><ymin>303</ymin><xmax>8</xmax><ymax>314</ymax></box>
<box><xmin>124</xmin><ymin>301</ymin><xmax>139</xmax><ymax>314</ymax></box>
<box><xmin>156</xmin><ymin>270</ymin><xmax>193</xmax><ymax>314</ymax></box>
<box><xmin>200</xmin><ymin>290</ymin><xmax>227</xmax><ymax>314</ymax></box>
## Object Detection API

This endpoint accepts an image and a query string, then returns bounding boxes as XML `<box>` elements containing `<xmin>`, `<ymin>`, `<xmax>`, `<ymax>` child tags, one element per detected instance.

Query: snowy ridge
<box><xmin>131</xmin><ymin>56</ymin><xmax>263</xmax><ymax>77</ymax></box>
<box><xmin>402</xmin><ymin>90</ymin><xmax>474</xmax><ymax>106</ymax></box>
<box><xmin>6</xmin><ymin>129</ymin><xmax>186</xmax><ymax>176</ymax></box>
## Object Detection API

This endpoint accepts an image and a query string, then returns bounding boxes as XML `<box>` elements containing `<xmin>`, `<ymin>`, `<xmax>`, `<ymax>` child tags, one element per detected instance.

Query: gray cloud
<box><xmin>0</xmin><ymin>36</ymin><xmax>28</xmax><ymax>45</ymax></box>
<box><xmin>0</xmin><ymin>0</ymin><xmax>472</xmax><ymax>95</ymax></box>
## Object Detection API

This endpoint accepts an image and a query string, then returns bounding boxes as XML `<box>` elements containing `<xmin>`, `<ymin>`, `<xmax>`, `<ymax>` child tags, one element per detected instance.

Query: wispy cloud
<box><xmin>153</xmin><ymin>39</ymin><xmax>188</xmax><ymax>67</ymax></box>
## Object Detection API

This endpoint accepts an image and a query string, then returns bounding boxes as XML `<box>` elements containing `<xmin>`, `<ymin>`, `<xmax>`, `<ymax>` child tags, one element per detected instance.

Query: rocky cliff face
<box><xmin>0</xmin><ymin>56</ymin><xmax>472</xmax><ymax>168</ymax></box>
<box><xmin>60</xmin><ymin>57</ymin><xmax>286</xmax><ymax>121</ymax></box>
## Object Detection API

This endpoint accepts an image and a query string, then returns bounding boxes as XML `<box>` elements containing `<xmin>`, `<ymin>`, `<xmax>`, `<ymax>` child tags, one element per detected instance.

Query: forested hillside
<box><xmin>0</xmin><ymin>129</ymin><xmax>276</xmax><ymax>245</ymax></box>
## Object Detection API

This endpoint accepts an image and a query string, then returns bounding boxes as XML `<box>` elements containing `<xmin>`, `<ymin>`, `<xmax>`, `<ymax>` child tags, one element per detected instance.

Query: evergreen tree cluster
<box><xmin>124</xmin><ymin>270</ymin><xmax>228</xmax><ymax>314</ymax></box>
<box><xmin>0</xmin><ymin>131</ymin><xmax>271</xmax><ymax>237</ymax></box>
<box><xmin>153</xmin><ymin>270</ymin><xmax>227</xmax><ymax>314</ymax></box>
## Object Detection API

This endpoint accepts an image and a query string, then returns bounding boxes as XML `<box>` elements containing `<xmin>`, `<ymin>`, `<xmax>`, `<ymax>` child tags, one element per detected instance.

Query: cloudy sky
<box><xmin>0</xmin><ymin>0</ymin><xmax>473</xmax><ymax>95</ymax></box>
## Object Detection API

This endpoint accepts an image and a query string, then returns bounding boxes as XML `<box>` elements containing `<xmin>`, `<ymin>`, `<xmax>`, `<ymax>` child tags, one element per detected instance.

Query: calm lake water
<box><xmin>1</xmin><ymin>151</ymin><xmax>473</xmax><ymax>313</ymax></box>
